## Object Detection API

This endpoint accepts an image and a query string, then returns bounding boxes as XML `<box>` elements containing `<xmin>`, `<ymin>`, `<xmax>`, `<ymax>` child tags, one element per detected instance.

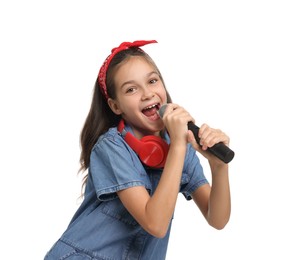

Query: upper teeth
<box><xmin>144</xmin><ymin>104</ymin><xmax>156</xmax><ymax>110</ymax></box>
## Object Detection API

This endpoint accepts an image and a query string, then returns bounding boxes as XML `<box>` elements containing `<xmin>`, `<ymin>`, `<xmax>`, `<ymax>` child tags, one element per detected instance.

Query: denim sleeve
<box><xmin>89</xmin><ymin>134</ymin><xmax>150</xmax><ymax>201</ymax></box>
<box><xmin>180</xmin><ymin>145</ymin><xmax>209</xmax><ymax>201</ymax></box>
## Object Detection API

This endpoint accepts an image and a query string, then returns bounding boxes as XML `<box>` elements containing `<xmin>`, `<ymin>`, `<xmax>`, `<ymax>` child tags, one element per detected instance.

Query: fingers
<box><xmin>198</xmin><ymin>124</ymin><xmax>230</xmax><ymax>150</ymax></box>
<box><xmin>163</xmin><ymin>106</ymin><xmax>194</xmax><ymax>133</ymax></box>
<box><xmin>162</xmin><ymin>104</ymin><xmax>195</xmax><ymax>124</ymax></box>
<box><xmin>162</xmin><ymin>104</ymin><xmax>194</xmax><ymax>146</ymax></box>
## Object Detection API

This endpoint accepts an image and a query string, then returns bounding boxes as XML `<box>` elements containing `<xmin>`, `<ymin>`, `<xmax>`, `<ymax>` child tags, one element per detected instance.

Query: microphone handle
<box><xmin>187</xmin><ymin>122</ymin><xmax>235</xmax><ymax>164</ymax></box>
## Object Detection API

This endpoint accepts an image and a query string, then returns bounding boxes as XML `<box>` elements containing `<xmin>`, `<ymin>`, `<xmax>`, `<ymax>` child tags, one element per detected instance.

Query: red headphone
<box><xmin>117</xmin><ymin>120</ymin><xmax>169</xmax><ymax>168</ymax></box>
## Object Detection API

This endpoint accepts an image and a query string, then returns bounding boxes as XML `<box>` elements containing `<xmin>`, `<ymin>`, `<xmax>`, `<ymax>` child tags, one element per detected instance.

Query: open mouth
<box><xmin>142</xmin><ymin>103</ymin><xmax>160</xmax><ymax>117</ymax></box>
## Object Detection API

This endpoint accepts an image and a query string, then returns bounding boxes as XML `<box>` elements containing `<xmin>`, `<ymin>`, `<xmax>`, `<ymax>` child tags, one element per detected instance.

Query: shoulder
<box><xmin>98</xmin><ymin>126</ymin><xmax>122</xmax><ymax>142</ymax></box>
<box><xmin>94</xmin><ymin>126</ymin><xmax>126</xmax><ymax>150</ymax></box>
<box><xmin>91</xmin><ymin>126</ymin><xmax>139</xmax><ymax>165</ymax></box>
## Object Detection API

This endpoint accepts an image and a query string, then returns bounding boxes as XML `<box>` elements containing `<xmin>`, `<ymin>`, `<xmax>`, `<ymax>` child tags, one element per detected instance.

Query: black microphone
<box><xmin>158</xmin><ymin>104</ymin><xmax>235</xmax><ymax>164</ymax></box>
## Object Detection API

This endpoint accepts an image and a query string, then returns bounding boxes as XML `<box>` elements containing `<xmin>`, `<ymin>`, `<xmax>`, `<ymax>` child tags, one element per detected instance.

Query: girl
<box><xmin>44</xmin><ymin>40</ymin><xmax>231</xmax><ymax>260</ymax></box>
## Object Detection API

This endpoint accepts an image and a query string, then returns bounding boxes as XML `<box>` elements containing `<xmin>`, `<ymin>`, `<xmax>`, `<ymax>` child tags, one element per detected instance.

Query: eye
<box><xmin>125</xmin><ymin>87</ymin><xmax>136</xmax><ymax>93</ymax></box>
<box><xmin>149</xmin><ymin>78</ymin><xmax>158</xmax><ymax>84</ymax></box>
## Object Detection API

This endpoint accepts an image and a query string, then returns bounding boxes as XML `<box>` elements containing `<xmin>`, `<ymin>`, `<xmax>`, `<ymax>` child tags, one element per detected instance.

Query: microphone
<box><xmin>158</xmin><ymin>104</ymin><xmax>235</xmax><ymax>164</ymax></box>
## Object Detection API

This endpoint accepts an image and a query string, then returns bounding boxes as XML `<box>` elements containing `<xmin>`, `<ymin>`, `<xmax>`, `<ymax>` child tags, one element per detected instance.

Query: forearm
<box><xmin>207</xmin><ymin>163</ymin><xmax>231</xmax><ymax>229</ymax></box>
<box><xmin>145</xmin><ymin>144</ymin><xmax>186</xmax><ymax>235</ymax></box>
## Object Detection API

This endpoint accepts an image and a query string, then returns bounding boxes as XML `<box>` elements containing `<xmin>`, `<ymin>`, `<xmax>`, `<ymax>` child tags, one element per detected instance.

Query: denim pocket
<box><xmin>44</xmin><ymin>239</ymin><xmax>93</xmax><ymax>260</ymax></box>
<box><xmin>101</xmin><ymin>199</ymin><xmax>138</xmax><ymax>226</ymax></box>
<box><xmin>61</xmin><ymin>252</ymin><xmax>93</xmax><ymax>260</ymax></box>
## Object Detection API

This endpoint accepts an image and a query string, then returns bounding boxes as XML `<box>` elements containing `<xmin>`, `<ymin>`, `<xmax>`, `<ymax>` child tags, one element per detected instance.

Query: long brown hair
<box><xmin>79</xmin><ymin>47</ymin><xmax>172</xmax><ymax>190</ymax></box>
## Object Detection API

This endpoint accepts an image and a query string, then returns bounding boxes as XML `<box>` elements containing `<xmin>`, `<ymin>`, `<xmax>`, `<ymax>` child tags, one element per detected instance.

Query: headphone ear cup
<box><xmin>139</xmin><ymin>136</ymin><xmax>169</xmax><ymax>168</ymax></box>
<box><xmin>118</xmin><ymin>119</ymin><xmax>169</xmax><ymax>168</ymax></box>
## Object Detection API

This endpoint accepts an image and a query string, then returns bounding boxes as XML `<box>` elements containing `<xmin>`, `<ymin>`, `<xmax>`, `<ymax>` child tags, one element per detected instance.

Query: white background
<box><xmin>1</xmin><ymin>1</ymin><xmax>283</xmax><ymax>259</ymax></box>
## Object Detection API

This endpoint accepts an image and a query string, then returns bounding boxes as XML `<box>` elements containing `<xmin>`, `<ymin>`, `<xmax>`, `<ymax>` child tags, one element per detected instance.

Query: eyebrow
<box><xmin>120</xmin><ymin>71</ymin><xmax>159</xmax><ymax>89</ymax></box>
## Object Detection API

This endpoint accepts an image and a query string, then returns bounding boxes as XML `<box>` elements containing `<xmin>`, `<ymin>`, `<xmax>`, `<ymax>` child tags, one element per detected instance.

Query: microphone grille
<box><xmin>158</xmin><ymin>104</ymin><xmax>168</xmax><ymax>118</ymax></box>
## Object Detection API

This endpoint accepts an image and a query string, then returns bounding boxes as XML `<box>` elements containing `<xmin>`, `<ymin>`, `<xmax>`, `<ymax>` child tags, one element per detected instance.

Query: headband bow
<box><xmin>98</xmin><ymin>40</ymin><xmax>157</xmax><ymax>100</ymax></box>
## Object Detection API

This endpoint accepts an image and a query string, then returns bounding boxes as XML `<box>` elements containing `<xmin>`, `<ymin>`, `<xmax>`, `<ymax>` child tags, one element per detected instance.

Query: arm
<box><xmin>117</xmin><ymin>104</ymin><xmax>192</xmax><ymax>238</ymax></box>
<box><xmin>189</xmin><ymin>124</ymin><xmax>231</xmax><ymax>229</ymax></box>
<box><xmin>117</xmin><ymin>143</ymin><xmax>186</xmax><ymax>238</ymax></box>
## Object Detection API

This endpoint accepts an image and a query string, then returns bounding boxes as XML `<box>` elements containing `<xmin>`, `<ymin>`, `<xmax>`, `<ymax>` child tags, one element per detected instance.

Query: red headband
<box><xmin>98</xmin><ymin>40</ymin><xmax>158</xmax><ymax>100</ymax></box>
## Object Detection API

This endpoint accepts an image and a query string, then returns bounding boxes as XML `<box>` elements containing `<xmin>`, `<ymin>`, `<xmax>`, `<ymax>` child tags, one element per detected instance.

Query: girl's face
<box><xmin>108</xmin><ymin>56</ymin><xmax>167</xmax><ymax>138</ymax></box>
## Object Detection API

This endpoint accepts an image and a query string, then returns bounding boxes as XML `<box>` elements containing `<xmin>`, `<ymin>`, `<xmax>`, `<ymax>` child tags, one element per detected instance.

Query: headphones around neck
<box><xmin>117</xmin><ymin>120</ymin><xmax>169</xmax><ymax>168</ymax></box>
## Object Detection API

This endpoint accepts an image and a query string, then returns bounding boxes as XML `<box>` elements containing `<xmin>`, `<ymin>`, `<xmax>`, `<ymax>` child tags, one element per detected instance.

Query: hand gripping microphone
<box><xmin>158</xmin><ymin>104</ymin><xmax>235</xmax><ymax>164</ymax></box>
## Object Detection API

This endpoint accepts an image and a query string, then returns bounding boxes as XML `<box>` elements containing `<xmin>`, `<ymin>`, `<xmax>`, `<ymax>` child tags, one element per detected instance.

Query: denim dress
<box><xmin>44</xmin><ymin>125</ymin><xmax>208</xmax><ymax>260</ymax></box>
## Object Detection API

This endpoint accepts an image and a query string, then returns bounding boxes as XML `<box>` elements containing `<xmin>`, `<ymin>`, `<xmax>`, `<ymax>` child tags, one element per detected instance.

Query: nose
<box><xmin>141</xmin><ymin>86</ymin><xmax>155</xmax><ymax>100</ymax></box>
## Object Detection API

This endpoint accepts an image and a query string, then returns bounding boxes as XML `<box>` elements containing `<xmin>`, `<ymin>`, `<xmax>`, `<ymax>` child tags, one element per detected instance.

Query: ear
<box><xmin>107</xmin><ymin>98</ymin><xmax>122</xmax><ymax>115</ymax></box>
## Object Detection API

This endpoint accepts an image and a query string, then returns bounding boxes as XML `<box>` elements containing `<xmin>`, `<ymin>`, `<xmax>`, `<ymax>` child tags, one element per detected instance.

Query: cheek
<box><xmin>116</xmin><ymin>98</ymin><xmax>137</xmax><ymax>114</ymax></box>
<box><xmin>158</xmin><ymin>88</ymin><xmax>168</xmax><ymax>103</ymax></box>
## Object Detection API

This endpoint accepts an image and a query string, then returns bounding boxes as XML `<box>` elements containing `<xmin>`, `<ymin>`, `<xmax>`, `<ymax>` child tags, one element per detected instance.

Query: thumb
<box><xmin>187</xmin><ymin>130</ymin><xmax>213</xmax><ymax>161</ymax></box>
<box><xmin>187</xmin><ymin>130</ymin><xmax>199</xmax><ymax>150</ymax></box>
